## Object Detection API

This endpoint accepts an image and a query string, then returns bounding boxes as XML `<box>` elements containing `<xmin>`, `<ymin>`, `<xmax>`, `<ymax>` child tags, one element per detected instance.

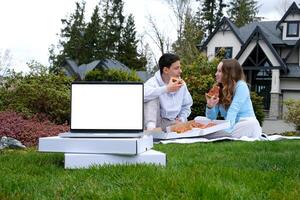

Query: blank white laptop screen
<box><xmin>71</xmin><ymin>82</ymin><xmax>143</xmax><ymax>133</ymax></box>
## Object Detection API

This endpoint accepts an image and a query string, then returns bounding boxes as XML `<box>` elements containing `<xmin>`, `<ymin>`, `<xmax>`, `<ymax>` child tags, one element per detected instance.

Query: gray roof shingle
<box><xmin>239</xmin><ymin>21</ymin><xmax>297</xmax><ymax>45</ymax></box>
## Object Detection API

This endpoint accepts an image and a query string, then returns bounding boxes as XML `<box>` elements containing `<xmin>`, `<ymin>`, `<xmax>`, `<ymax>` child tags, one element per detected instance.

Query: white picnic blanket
<box><xmin>157</xmin><ymin>134</ymin><xmax>300</xmax><ymax>144</ymax></box>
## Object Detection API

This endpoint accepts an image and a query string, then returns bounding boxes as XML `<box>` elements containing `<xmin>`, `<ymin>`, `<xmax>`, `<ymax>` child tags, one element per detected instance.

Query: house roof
<box><xmin>76</xmin><ymin>60</ymin><xmax>100</xmax><ymax>80</ymax></box>
<box><xmin>281</xmin><ymin>64</ymin><xmax>300</xmax><ymax>78</ymax></box>
<box><xmin>276</xmin><ymin>2</ymin><xmax>300</xmax><ymax>29</ymax></box>
<box><xmin>62</xmin><ymin>58</ymin><xmax>150</xmax><ymax>81</ymax></box>
<box><xmin>136</xmin><ymin>71</ymin><xmax>151</xmax><ymax>82</ymax></box>
<box><xmin>198</xmin><ymin>17</ymin><xmax>243</xmax><ymax>50</ymax></box>
<box><xmin>235</xmin><ymin>26</ymin><xmax>287</xmax><ymax>72</ymax></box>
<box><xmin>199</xmin><ymin>4</ymin><xmax>300</xmax><ymax>49</ymax></box>
<box><xmin>96</xmin><ymin>59</ymin><xmax>130</xmax><ymax>72</ymax></box>
<box><xmin>239</xmin><ymin>21</ymin><xmax>297</xmax><ymax>46</ymax></box>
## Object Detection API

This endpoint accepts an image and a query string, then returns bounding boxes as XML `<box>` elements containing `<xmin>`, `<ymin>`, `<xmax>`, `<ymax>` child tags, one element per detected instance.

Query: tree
<box><xmin>99</xmin><ymin>0</ymin><xmax>125</xmax><ymax>58</ymax></box>
<box><xmin>117</xmin><ymin>14</ymin><xmax>146</xmax><ymax>71</ymax></box>
<box><xmin>166</xmin><ymin>0</ymin><xmax>191</xmax><ymax>45</ymax></box>
<box><xmin>49</xmin><ymin>0</ymin><xmax>146</xmax><ymax>73</ymax></box>
<box><xmin>146</xmin><ymin>15</ymin><xmax>172</xmax><ymax>55</ymax></box>
<box><xmin>199</xmin><ymin>0</ymin><xmax>217</xmax><ymax>35</ymax></box>
<box><xmin>49</xmin><ymin>1</ymin><xmax>86</xmax><ymax>73</ymax></box>
<box><xmin>198</xmin><ymin>0</ymin><xmax>226</xmax><ymax>36</ymax></box>
<box><xmin>173</xmin><ymin>10</ymin><xmax>204</xmax><ymax>65</ymax></box>
<box><xmin>227</xmin><ymin>0</ymin><xmax>259</xmax><ymax>27</ymax></box>
<box><xmin>81</xmin><ymin>5</ymin><xmax>103</xmax><ymax>63</ymax></box>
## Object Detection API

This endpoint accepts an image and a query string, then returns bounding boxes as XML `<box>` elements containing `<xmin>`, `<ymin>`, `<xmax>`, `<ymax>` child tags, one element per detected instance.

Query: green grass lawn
<box><xmin>1</xmin><ymin>141</ymin><xmax>300</xmax><ymax>200</ymax></box>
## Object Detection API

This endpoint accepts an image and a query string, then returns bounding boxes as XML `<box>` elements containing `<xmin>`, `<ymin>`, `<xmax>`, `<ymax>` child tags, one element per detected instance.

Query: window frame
<box><xmin>215</xmin><ymin>47</ymin><xmax>233</xmax><ymax>59</ymax></box>
<box><xmin>286</xmin><ymin>21</ymin><xmax>299</xmax><ymax>37</ymax></box>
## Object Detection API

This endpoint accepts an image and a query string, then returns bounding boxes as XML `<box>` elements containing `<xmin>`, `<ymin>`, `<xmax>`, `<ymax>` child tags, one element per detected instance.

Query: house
<box><xmin>199</xmin><ymin>2</ymin><xmax>300</xmax><ymax>119</ymax></box>
<box><xmin>62</xmin><ymin>58</ymin><xmax>151</xmax><ymax>82</ymax></box>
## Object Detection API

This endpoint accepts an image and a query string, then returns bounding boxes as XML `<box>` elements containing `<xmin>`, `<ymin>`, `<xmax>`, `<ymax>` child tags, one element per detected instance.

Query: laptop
<box><xmin>59</xmin><ymin>81</ymin><xmax>145</xmax><ymax>138</ymax></box>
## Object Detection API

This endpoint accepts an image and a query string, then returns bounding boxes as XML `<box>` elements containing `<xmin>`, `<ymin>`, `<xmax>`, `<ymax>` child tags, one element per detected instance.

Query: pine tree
<box><xmin>49</xmin><ymin>1</ymin><xmax>86</xmax><ymax>72</ymax></box>
<box><xmin>227</xmin><ymin>0</ymin><xmax>259</xmax><ymax>27</ymax></box>
<box><xmin>198</xmin><ymin>0</ymin><xmax>216</xmax><ymax>35</ymax></box>
<box><xmin>215</xmin><ymin>0</ymin><xmax>227</xmax><ymax>26</ymax></box>
<box><xmin>49</xmin><ymin>0</ymin><xmax>146</xmax><ymax>72</ymax></box>
<box><xmin>81</xmin><ymin>5</ymin><xmax>103</xmax><ymax>63</ymax></box>
<box><xmin>197</xmin><ymin>0</ymin><xmax>226</xmax><ymax>36</ymax></box>
<box><xmin>117</xmin><ymin>14</ymin><xmax>145</xmax><ymax>70</ymax></box>
<box><xmin>100</xmin><ymin>0</ymin><xmax>125</xmax><ymax>59</ymax></box>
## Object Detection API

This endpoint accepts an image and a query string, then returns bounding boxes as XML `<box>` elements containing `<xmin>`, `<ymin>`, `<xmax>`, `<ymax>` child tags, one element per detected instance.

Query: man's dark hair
<box><xmin>158</xmin><ymin>53</ymin><xmax>180</xmax><ymax>74</ymax></box>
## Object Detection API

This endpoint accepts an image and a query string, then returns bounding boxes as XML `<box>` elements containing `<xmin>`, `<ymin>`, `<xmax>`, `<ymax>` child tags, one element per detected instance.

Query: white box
<box><xmin>64</xmin><ymin>150</ymin><xmax>166</xmax><ymax>169</ymax></box>
<box><xmin>38</xmin><ymin>135</ymin><xmax>153</xmax><ymax>155</ymax></box>
<box><xmin>150</xmin><ymin>118</ymin><xmax>230</xmax><ymax>140</ymax></box>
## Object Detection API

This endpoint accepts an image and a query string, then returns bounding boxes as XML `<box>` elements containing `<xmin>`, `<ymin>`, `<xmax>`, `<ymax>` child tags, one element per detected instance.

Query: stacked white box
<box><xmin>39</xmin><ymin>135</ymin><xmax>153</xmax><ymax>155</ymax></box>
<box><xmin>64</xmin><ymin>150</ymin><xmax>166</xmax><ymax>169</ymax></box>
<box><xmin>38</xmin><ymin>135</ymin><xmax>167</xmax><ymax>168</ymax></box>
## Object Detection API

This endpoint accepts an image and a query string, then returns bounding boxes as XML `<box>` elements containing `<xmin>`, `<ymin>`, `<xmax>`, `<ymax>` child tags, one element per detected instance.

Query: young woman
<box><xmin>205</xmin><ymin>59</ymin><xmax>262</xmax><ymax>139</ymax></box>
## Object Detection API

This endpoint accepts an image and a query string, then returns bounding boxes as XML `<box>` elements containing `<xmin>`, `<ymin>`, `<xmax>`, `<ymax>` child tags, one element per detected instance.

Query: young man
<box><xmin>144</xmin><ymin>53</ymin><xmax>193</xmax><ymax>131</ymax></box>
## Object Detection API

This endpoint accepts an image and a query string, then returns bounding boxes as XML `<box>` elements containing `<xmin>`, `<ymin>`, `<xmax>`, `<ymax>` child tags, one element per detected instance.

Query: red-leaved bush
<box><xmin>0</xmin><ymin>111</ymin><xmax>69</xmax><ymax>147</ymax></box>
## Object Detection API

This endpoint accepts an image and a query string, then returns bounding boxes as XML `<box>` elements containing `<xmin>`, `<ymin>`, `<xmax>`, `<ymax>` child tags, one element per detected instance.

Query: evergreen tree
<box><xmin>215</xmin><ymin>0</ymin><xmax>227</xmax><ymax>26</ymax></box>
<box><xmin>49</xmin><ymin>0</ymin><xmax>146</xmax><ymax>73</ymax></box>
<box><xmin>227</xmin><ymin>0</ymin><xmax>259</xmax><ymax>27</ymax></box>
<box><xmin>198</xmin><ymin>0</ymin><xmax>216</xmax><ymax>35</ymax></box>
<box><xmin>81</xmin><ymin>5</ymin><xmax>105</xmax><ymax>64</ymax></box>
<box><xmin>49</xmin><ymin>1</ymin><xmax>86</xmax><ymax>73</ymax></box>
<box><xmin>100</xmin><ymin>0</ymin><xmax>125</xmax><ymax>59</ymax></box>
<box><xmin>197</xmin><ymin>0</ymin><xmax>226</xmax><ymax>36</ymax></box>
<box><xmin>117</xmin><ymin>14</ymin><xmax>145</xmax><ymax>70</ymax></box>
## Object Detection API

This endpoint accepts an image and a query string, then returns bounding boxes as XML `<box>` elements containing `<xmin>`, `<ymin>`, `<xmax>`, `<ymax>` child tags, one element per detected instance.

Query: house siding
<box><xmin>281</xmin><ymin>79</ymin><xmax>300</xmax><ymax>90</ymax></box>
<box><xmin>299</xmin><ymin>47</ymin><xmax>300</xmax><ymax>66</ymax></box>
<box><xmin>206</xmin><ymin>31</ymin><xmax>241</xmax><ymax>61</ymax></box>
<box><xmin>280</xmin><ymin>48</ymin><xmax>291</xmax><ymax>58</ymax></box>
<box><xmin>287</xmin><ymin>48</ymin><xmax>299</xmax><ymax>63</ymax></box>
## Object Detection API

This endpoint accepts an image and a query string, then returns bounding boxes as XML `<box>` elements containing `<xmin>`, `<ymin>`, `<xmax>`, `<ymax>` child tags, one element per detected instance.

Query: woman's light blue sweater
<box><xmin>206</xmin><ymin>80</ymin><xmax>256</xmax><ymax>133</ymax></box>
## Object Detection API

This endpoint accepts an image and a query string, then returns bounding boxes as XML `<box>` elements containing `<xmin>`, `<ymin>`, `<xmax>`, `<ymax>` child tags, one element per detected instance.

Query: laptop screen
<box><xmin>71</xmin><ymin>82</ymin><xmax>144</xmax><ymax>133</ymax></box>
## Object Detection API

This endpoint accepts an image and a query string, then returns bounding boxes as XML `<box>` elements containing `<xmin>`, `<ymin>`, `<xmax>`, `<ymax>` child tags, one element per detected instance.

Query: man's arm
<box><xmin>144</xmin><ymin>80</ymin><xmax>167</xmax><ymax>102</ymax></box>
<box><xmin>177</xmin><ymin>87</ymin><xmax>193</xmax><ymax>122</ymax></box>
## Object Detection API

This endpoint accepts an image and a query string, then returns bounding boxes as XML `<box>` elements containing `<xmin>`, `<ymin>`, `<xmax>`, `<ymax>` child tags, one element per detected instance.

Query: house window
<box><xmin>287</xmin><ymin>22</ymin><xmax>299</xmax><ymax>37</ymax></box>
<box><xmin>215</xmin><ymin>47</ymin><xmax>233</xmax><ymax>59</ymax></box>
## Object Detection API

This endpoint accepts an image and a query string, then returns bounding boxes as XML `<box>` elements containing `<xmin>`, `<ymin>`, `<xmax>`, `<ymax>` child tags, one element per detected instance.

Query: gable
<box><xmin>206</xmin><ymin>31</ymin><xmax>241</xmax><ymax>60</ymax></box>
<box><xmin>199</xmin><ymin>17</ymin><xmax>243</xmax><ymax>50</ymax></box>
<box><xmin>236</xmin><ymin>27</ymin><xmax>286</xmax><ymax>71</ymax></box>
<box><xmin>276</xmin><ymin>2</ymin><xmax>300</xmax><ymax>29</ymax></box>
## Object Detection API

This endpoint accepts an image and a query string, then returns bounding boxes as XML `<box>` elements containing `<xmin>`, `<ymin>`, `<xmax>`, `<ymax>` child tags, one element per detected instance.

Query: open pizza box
<box><xmin>149</xmin><ymin>116</ymin><xmax>230</xmax><ymax>140</ymax></box>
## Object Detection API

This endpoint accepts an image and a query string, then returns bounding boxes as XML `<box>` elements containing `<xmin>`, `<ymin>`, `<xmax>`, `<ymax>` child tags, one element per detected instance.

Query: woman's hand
<box><xmin>205</xmin><ymin>93</ymin><xmax>219</xmax><ymax>108</ymax></box>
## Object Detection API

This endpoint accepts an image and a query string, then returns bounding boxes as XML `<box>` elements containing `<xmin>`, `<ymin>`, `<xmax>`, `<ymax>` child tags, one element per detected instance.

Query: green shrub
<box><xmin>181</xmin><ymin>54</ymin><xmax>265</xmax><ymax>125</ymax></box>
<box><xmin>85</xmin><ymin>69</ymin><xmax>142</xmax><ymax>82</ymax></box>
<box><xmin>0</xmin><ymin>72</ymin><xmax>72</xmax><ymax>124</ymax></box>
<box><xmin>250</xmin><ymin>92</ymin><xmax>265</xmax><ymax>126</ymax></box>
<box><xmin>284</xmin><ymin>99</ymin><xmax>300</xmax><ymax>130</ymax></box>
<box><xmin>182</xmin><ymin>54</ymin><xmax>219</xmax><ymax>119</ymax></box>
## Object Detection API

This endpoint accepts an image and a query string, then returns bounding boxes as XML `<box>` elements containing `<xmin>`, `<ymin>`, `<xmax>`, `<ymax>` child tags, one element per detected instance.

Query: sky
<box><xmin>0</xmin><ymin>0</ymin><xmax>293</xmax><ymax>73</ymax></box>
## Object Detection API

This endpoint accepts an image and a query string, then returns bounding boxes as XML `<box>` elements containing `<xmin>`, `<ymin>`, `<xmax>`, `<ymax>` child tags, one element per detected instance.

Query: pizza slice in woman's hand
<box><xmin>207</xmin><ymin>85</ymin><xmax>220</xmax><ymax>99</ymax></box>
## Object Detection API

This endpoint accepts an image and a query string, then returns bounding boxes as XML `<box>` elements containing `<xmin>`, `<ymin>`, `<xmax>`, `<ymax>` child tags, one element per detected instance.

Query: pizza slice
<box><xmin>207</xmin><ymin>85</ymin><xmax>220</xmax><ymax>99</ymax></box>
<box><xmin>171</xmin><ymin>77</ymin><xmax>184</xmax><ymax>84</ymax></box>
